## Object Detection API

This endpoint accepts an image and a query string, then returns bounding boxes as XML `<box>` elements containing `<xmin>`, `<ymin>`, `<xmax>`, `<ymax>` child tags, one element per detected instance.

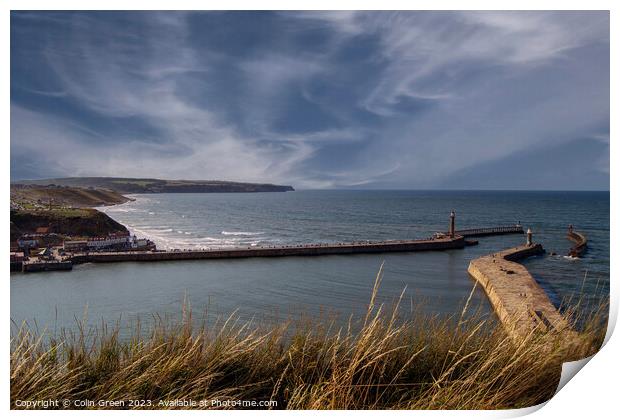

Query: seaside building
<box><xmin>10</xmin><ymin>252</ymin><xmax>25</xmax><ymax>262</ymax></box>
<box><xmin>10</xmin><ymin>251</ymin><xmax>25</xmax><ymax>272</ymax></box>
<box><xmin>17</xmin><ymin>236</ymin><xmax>39</xmax><ymax>250</ymax></box>
<box><xmin>63</xmin><ymin>233</ymin><xmax>154</xmax><ymax>252</ymax></box>
<box><xmin>63</xmin><ymin>240</ymin><xmax>88</xmax><ymax>252</ymax></box>
<box><xmin>132</xmin><ymin>237</ymin><xmax>150</xmax><ymax>248</ymax></box>
<box><xmin>86</xmin><ymin>233</ymin><xmax>131</xmax><ymax>250</ymax></box>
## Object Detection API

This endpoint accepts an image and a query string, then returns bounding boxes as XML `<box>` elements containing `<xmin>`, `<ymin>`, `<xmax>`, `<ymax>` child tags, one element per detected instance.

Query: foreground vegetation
<box><xmin>11</xmin><ymin>270</ymin><xmax>606</xmax><ymax>410</ymax></box>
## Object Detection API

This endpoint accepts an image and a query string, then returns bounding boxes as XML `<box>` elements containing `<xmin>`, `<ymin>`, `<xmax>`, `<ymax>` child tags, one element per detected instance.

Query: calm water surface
<box><xmin>11</xmin><ymin>191</ymin><xmax>609</xmax><ymax>336</ymax></box>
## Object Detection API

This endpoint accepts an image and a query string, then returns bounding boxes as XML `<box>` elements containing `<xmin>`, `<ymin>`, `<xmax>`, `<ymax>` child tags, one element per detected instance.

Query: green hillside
<box><xmin>14</xmin><ymin>177</ymin><xmax>295</xmax><ymax>194</ymax></box>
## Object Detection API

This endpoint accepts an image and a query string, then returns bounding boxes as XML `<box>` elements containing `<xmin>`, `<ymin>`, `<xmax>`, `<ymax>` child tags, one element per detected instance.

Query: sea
<box><xmin>10</xmin><ymin>190</ymin><xmax>609</xmax><ymax>337</ymax></box>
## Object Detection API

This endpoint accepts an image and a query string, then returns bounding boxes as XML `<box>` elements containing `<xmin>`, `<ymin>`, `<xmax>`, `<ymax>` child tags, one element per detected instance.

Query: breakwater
<box><xmin>567</xmin><ymin>227</ymin><xmax>587</xmax><ymax>257</ymax></box>
<box><xmin>22</xmin><ymin>261</ymin><xmax>73</xmax><ymax>272</ymax></box>
<box><xmin>450</xmin><ymin>225</ymin><xmax>524</xmax><ymax>238</ymax></box>
<box><xmin>13</xmin><ymin>223</ymin><xmax>528</xmax><ymax>272</ymax></box>
<box><xmin>72</xmin><ymin>236</ymin><xmax>467</xmax><ymax>264</ymax></box>
<box><xmin>468</xmin><ymin>244</ymin><xmax>575</xmax><ymax>341</ymax></box>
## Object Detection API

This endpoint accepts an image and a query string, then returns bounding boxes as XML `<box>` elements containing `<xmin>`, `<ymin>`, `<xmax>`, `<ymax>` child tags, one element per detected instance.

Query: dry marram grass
<box><xmin>11</xmin><ymin>267</ymin><xmax>606</xmax><ymax>409</ymax></box>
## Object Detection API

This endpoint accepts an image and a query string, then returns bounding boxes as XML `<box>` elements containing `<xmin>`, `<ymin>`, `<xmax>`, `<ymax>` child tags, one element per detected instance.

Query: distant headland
<box><xmin>10</xmin><ymin>177</ymin><xmax>294</xmax><ymax>246</ymax></box>
<box><xmin>12</xmin><ymin>177</ymin><xmax>295</xmax><ymax>194</ymax></box>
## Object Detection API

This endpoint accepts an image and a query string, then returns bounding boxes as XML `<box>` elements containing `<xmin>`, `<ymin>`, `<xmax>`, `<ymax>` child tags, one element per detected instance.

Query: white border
<box><xmin>2</xmin><ymin>1</ymin><xmax>616</xmax><ymax>418</ymax></box>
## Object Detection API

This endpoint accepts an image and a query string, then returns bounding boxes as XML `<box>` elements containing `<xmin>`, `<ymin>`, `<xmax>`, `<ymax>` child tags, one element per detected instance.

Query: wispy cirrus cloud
<box><xmin>11</xmin><ymin>11</ymin><xmax>609</xmax><ymax>189</ymax></box>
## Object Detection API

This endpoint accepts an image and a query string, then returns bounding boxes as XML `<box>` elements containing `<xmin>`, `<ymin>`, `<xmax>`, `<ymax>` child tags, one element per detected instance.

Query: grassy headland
<box><xmin>15</xmin><ymin>177</ymin><xmax>295</xmax><ymax>193</ymax></box>
<box><xmin>10</xmin><ymin>185</ymin><xmax>131</xmax><ymax>242</ymax></box>
<box><xmin>9</xmin><ymin>175</ymin><xmax>293</xmax><ymax>248</ymax></box>
<box><xmin>10</xmin><ymin>273</ymin><xmax>606</xmax><ymax>410</ymax></box>
<box><xmin>10</xmin><ymin>208</ymin><xmax>128</xmax><ymax>242</ymax></box>
<box><xmin>11</xmin><ymin>184</ymin><xmax>131</xmax><ymax>208</ymax></box>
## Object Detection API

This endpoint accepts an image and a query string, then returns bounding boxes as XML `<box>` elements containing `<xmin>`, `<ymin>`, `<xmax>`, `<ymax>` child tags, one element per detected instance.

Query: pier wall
<box><xmin>468</xmin><ymin>244</ymin><xmax>574</xmax><ymax>341</ymax></box>
<box><xmin>72</xmin><ymin>236</ymin><xmax>466</xmax><ymax>264</ymax></box>
<box><xmin>448</xmin><ymin>225</ymin><xmax>524</xmax><ymax>238</ymax></box>
<box><xmin>22</xmin><ymin>261</ymin><xmax>73</xmax><ymax>272</ymax></box>
<box><xmin>502</xmin><ymin>245</ymin><xmax>546</xmax><ymax>262</ymax></box>
<box><xmin>567</xmin><ymin>230</ymin><xmax>587</xmax><ymax>257</ymax></box>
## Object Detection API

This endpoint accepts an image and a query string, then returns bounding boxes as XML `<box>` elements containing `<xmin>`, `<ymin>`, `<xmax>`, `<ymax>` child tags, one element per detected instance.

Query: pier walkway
<box><xmin>468</xmin><ymin>244</ymin><xmax>575</xmax><ymax>342</ymax></box>
<box><xmin>449</xmin><ymin>225</ymin><xmax>524</xmax><ymax>238</ymax></box>
<box><xmin>567</xmin><ymin>226</ymin><xmax>587</xmax><ymax>258</ymax></box>
<box><xmin>72</xmin><ymin>235</ymin><xmax>467</xmax><ymax>264</ymax></box>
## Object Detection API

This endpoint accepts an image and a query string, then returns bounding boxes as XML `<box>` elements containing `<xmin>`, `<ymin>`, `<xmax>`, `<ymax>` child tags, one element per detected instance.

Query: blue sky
<box><xmin>10</xmin><ymin>11</ymin><xmax>609</xmax><ymax>189</ymax></box>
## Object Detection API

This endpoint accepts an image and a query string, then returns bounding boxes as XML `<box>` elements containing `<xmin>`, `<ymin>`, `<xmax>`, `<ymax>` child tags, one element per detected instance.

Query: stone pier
<box><xmin>71</xmin><ymin>235</ymin><xmax>467</xmax><ymax>265</ymax></box>
<box><xmin>567</xmin><ymin>225</ymin><xmax>587</xmax><ymax>257</ymax></box>
<box><xmin>468</xmin><ymin>243</ymin><xmax>575</xmax><ymax>341</ymax></box>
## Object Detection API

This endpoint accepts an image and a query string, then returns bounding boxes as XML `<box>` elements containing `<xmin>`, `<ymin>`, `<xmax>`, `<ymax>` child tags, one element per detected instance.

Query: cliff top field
<box><xmin>11</xmin><ymin>184</ymin><xmax>131</xmax><ymax>209</ymax></box>
<box><xmin>9</xmin><ymin>185</ymin><xmax>132</xmax><ymax>241</ymax></box>
<box><xmin>14</xmin><ymin>177</ymin><xmax>295</xmax><ymax>194</ymax></box>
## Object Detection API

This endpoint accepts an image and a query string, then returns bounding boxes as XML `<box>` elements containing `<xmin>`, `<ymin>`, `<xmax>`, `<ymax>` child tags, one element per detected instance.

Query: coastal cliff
<box><xmin>9</xmin><ymin>176</ymin><xmax>294</xmax><ymax>243</ymax></box>
<box><xmin>15</xmin><ymin>177</ymin><xmax>295</xmax><ymax>194</ymax></box>
<box><xmin>10</xmin><ymin>208</ymin><xmax>128</xmax><ymax>242</ymax></box>
<box><xmin>11</xmin><ymin>184</ymin><xmax>131</xmax><ymax>208</ymax></box>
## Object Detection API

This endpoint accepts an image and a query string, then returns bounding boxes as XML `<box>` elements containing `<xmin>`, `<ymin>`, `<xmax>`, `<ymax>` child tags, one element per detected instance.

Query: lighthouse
<box><xmin>526</xmin><ymin>228</ymin><xmax>533</xmax><ymax>246</ymax></box>
<box><xmin>449</xmin><ymin>210</ymin><xmax>456</xmax><ymax>238</ymax></box>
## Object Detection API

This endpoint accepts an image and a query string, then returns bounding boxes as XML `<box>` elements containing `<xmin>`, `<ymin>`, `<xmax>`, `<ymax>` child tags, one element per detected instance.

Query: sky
<box><xmin>10</xmin><ymin>11</ymin><xmax>610</xmax><ymax>190</ymax></box>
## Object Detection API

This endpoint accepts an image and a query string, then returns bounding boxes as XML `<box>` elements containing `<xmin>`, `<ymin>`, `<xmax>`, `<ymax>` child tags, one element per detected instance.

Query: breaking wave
<box><xmin>221</xmin><ymin>231</ymin><xmax>265</xmax><ymax>236</ymax></box>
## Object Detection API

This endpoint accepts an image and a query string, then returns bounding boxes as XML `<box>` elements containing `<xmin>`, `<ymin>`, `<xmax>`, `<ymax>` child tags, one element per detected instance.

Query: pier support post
<box><xmin>526</xmin><ymin>228</ymin><xmax>533</xmax><ymax>247</ymax></box>
<box><xmin>449</xmin><ymin>210</ymin><xmax>456</xmax><ymax>238</ymax></box>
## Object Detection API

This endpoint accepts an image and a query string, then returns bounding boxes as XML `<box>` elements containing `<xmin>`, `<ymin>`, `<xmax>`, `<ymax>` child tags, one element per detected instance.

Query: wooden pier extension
<box><xmin>468</xmin><ymin>244</ymin><xmax>575</xmax><ymax>341</ymax></box>
<box><xmin>450</xmin><ymin>225</ymin><xmax>524</xmax><ymax>238</ymax></box>
<box><xmin>72</xmin><ymin>235</ymin><xmax>467</xmax><ymax>265</ymax></box>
